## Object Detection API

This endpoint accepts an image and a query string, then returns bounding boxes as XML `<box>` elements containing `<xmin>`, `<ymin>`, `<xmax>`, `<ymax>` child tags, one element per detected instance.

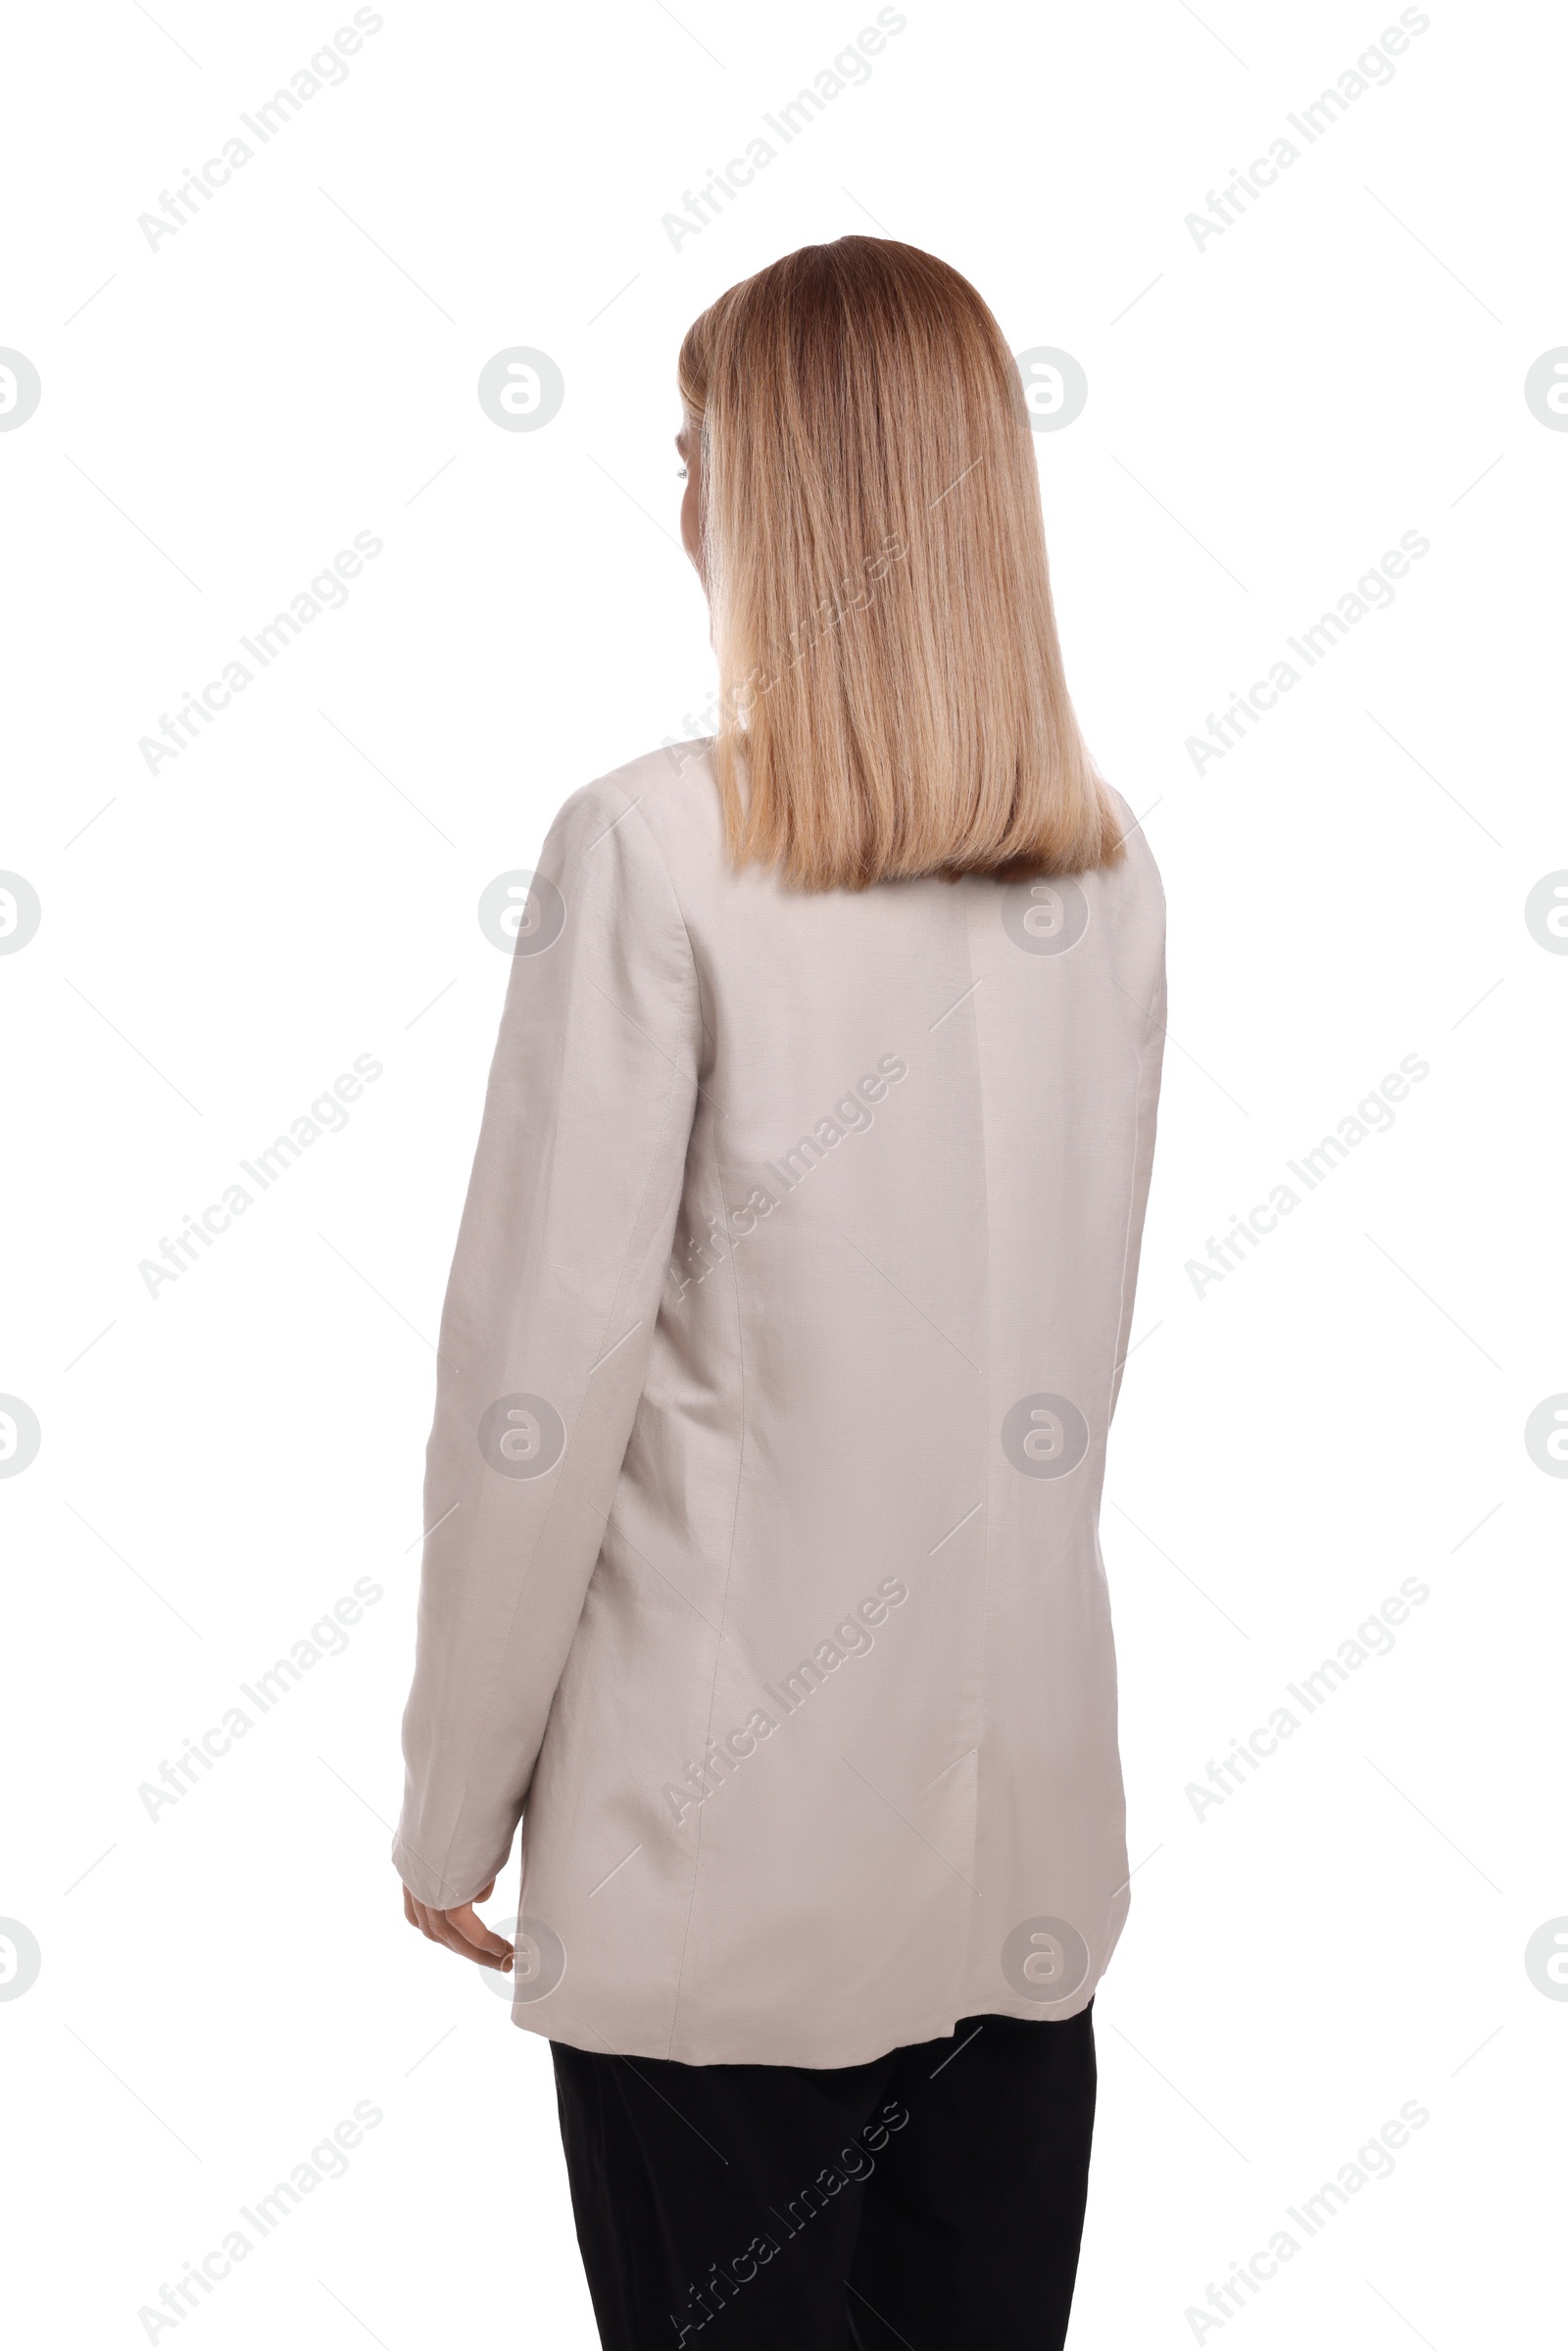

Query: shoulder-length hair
<box><xmin>676</xmin><ymin>236</ymin><xmax>1122</xmax><ymax>891</ymax></box>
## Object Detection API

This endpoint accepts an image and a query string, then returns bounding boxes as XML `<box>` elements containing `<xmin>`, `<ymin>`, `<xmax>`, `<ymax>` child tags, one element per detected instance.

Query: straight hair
<box><xmin>677</xmin><ymin>236</ymin><xmax>1123</xmax><ymax>891</ymax></box>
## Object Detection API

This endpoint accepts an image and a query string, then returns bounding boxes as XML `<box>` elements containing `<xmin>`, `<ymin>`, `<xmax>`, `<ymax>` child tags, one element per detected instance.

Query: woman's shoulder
<box><xmin>543</xmin><ymin>738</ymin><xmax>726</xmax><ymax>885</ymax></box>
<box><xmin>553</xmin><ymin>737</ymin><xmax>718</xmax><ymax>836</ymax></box>
<box><xmin>526</xmin><ymin>742</ymin><xmax>728</xmax><ymax>957</ymax></box>
<box><xmin>1099</xmin><ymin>783</ymin><xmax>1165</xmax><ymax>912</ymax></box>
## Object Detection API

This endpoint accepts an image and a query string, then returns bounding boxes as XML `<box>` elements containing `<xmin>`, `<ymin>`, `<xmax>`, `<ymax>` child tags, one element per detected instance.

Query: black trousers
<box><xmin>551</xmin><ymin>2004</ymin><xmax>1096</xmax><ymax>2349</ymax></box>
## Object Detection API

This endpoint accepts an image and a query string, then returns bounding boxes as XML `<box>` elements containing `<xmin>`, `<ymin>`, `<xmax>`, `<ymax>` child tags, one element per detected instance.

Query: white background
<box><xmin>2</xmin><ymin>0</ymin><xmax>1564</xmax><ymax>2343</ymax></box>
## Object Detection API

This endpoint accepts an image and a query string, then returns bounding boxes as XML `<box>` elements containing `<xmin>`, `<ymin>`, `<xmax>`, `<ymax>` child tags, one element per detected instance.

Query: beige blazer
<box><xmin>394</xmin><ymin>740</ymin><xmax>1165</xmax><ymax>2067</ymax></box>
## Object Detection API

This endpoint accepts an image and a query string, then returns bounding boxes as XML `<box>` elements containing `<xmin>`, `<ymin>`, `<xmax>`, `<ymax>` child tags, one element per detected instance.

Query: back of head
<box><xmin>678</xmin><ymin>236</ymin><xmax>1123</xmax><ymax>892</ymax></box>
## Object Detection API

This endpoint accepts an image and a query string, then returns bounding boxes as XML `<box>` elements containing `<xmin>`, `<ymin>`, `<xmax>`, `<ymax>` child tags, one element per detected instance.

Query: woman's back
<box><xmin>395</xmin><ymin>737</ymin><xmax>1165</xmax><ymax>2065</ymax></box>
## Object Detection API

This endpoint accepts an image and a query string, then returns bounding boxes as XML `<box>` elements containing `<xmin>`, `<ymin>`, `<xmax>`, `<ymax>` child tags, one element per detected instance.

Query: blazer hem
<box><xmin>508</xmin><ymin>1981</ymin><xmax>1103</xmax><ymax>2071</ymax></box>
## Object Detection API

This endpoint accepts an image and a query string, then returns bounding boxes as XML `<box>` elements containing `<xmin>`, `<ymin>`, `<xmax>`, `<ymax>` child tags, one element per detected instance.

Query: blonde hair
<box><xmin>677</xmin><ymin>236</ymin><xmax>1122</xmax><ymax>891</ymax></box>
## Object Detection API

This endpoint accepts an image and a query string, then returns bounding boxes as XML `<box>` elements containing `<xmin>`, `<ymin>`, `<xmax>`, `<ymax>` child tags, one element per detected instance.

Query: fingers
<box><xmin>405</xmin><ymin>1894</ymin><xmax>444</xmax><ymax>1946</ymax></box>
<box><xmin>403</xmin><ymin>1885</ymin><xmax>442</xmax><ymax>1942</ymax></box>
<box><xmin>425</xmin><ymin>1902</ymin><xmax>512</xmax><ymax>1970</ymax></box>
<box><xmin>446</xmin><ymin>1902</ymin><xmax>514</xmax><ymax>1969</ymax></box>
<box><xmin>401</xmin><ymin>1885</ymin><xmax>514</xmax><ymax>1971</ymax></box>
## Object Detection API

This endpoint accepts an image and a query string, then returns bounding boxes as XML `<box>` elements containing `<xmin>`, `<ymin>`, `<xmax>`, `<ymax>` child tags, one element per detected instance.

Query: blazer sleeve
<box><xmin>392</xmin><ymin>781</ymin><xmax>701</xmax><ymax>1909</ymax></box>
<box><xmin>1109</xmin><ymin>828</ymin><xmax>1167</xmax><ymax>1424</ymax></box>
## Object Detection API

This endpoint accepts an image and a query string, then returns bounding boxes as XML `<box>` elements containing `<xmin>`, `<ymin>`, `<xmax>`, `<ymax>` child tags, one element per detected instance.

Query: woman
<box><xmin>396</xmin><ymin>236</ymin><xmax>1165</xmax><ymax>2348</ymax></box>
